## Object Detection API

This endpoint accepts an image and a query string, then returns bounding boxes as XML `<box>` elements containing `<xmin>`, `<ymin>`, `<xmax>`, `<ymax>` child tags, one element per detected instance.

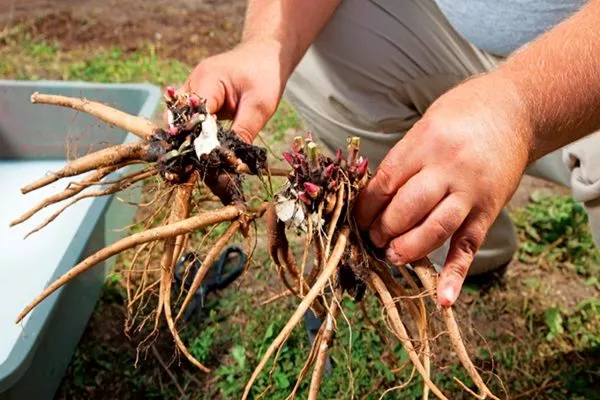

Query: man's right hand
<box><xmin>168</xmin><ymin>0</ymin><xmax>342</xmax><ymax>143</ymax></box>
<box><xmin>175</xmin><ymin>40</ymin><xmax>288</xmax><ymax>143</ymax></box>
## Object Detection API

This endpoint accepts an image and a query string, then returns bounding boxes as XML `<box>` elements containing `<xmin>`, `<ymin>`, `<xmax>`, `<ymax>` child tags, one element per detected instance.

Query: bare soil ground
<box><xmin>0</xmin><ymin>0</ymin><xmax>245</xmax><ymax>64</ymax></box>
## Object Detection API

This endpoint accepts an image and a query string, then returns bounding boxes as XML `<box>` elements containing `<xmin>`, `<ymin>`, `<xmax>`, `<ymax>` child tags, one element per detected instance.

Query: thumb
<box><xmin>183</xmin><ymin>77</ymin><xmax>226</xmax><ymax>115</ymax></box>
<box><xmin>231</xmin><ymin>94</ymin><xmax>274</xmax><ymax>143</ymax></box>
<box><xmin>161</xmin><ymin>78</ymin><xmax>226</xmax><ymax>128</ymax></box>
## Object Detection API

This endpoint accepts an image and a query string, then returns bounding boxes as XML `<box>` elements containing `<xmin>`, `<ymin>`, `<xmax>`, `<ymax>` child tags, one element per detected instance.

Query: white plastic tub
<box><xmin>0</xmin><ymin>81</ymin><xmax>161</xmax><ymax>400</ymax></box>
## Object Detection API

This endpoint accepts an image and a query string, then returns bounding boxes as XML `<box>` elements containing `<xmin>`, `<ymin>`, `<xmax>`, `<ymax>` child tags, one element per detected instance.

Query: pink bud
<box><xmin>282</xmin><ymin>152</ymin><xmax>295</xmax><ymax>165</ymax></box>
<box><xmin>335</xmin><ymin>149</ymin><xmax>342</xmax><ymax>163</ymax></box>
<box><xmin>306</xmin><ymin>131</ymin><xmax>313</xmax><ymax>141</ymax></box>
<box><xmin>323</xmin><ymin>164</ymin><xmax>335</xmax><ymax>178</ymax></box>
<box><xmin>303</xmin><ymin>182</ymin><xmax>321</xmax><ymax>198</ymax></box>
<box><xmin>357</xmin><ymin>158</ymin><xmax>369</xmax><ymax>176</ymax></box>
<box><xmin>189</xmin><ymin>96</ymin><xmax>199</xmax><ymax>108</ymax></box>
<box><xmin>166</xmin><ymin>86</ymin><xmax>175</xmax><ymax>97</ymax></box>
<box><xmin>298</xmin><ymin>191</ymin><xmax>312</xmax><ymax>205</ymax></box>
<box><xmin>167</xmin><ymin>127</ymin><xmax>179</xmax><ymax>136</ymax></box>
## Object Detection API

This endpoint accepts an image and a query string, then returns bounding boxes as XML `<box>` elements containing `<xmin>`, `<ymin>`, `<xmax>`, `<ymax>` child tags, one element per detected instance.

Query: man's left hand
<box><xmin>354</xmin><ymin>72</ymin><xmax>533</xmax><ymax>306</ymax></box>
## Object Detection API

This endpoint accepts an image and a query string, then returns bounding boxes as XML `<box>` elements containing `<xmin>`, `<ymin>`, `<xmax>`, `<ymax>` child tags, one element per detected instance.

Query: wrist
<box><xmin>486</xmin><ymin>68</ymin><xmax>539</xmax><ymax>163</ymax></box>
<box><xmin>237</xmin><ymin>37</ymin><xmax>297</xmax><ymax>79</ymax></box>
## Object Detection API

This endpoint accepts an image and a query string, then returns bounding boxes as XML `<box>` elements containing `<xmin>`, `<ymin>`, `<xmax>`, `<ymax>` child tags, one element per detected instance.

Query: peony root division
<box><xmin>10</xmin><ymin>89</ymin><xmax>500</xmax><ymax>399</ymax></box>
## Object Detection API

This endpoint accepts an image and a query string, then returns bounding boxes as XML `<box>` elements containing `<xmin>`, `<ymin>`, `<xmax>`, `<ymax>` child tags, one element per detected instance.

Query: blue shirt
<box><xmin>434</xmin><ymin>0</ymin><xmax>587</xmax><ymax>56</ymax></box>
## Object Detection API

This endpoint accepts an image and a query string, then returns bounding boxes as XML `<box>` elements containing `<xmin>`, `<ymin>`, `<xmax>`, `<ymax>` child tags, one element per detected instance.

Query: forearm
<box><xmin>241</xmin><ymin>0</ymin><xmax>342</xmax><ymax>77</ymax></box>
<box><xmin>497</xmin><ymin>0</ymin><xmax>600</xmax><ymax>161</ymax></box>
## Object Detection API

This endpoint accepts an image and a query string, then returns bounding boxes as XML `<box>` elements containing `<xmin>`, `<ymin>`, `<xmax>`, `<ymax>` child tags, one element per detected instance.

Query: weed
<box><xmin>545</xmin><ymin>307</ymin><xmax>565</xmax><ymax>341</ymax></box>
<box><xmin>545</xmin><ymin>299</ymin><xmax>600</xmax><ymax>349</ymax></box>
<box><xmin>189</xmin><ymin>325</ymin><xmax>218</xmax><ymax>363</ymax></box>
<box><xmin>513</xmin><ymin>192</ymin><xmax>600</xmax><ymax>276</ymax></box>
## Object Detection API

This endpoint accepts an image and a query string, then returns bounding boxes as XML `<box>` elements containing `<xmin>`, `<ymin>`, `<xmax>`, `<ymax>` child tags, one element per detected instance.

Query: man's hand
<box><xmin>175</xmin><ymin>41</ymin><xmax>287</xmax><ymax>143</ymax></box>
<box><xmin>170</xmin><ymin>0</ymin><xmax>342</xmax><ymax>143</ymax></box>
<box><xmin>355</xmin><ymin>0</ymin><xmax>600</xmax><ymax>307</ymax></box>
<box><xmin>354</xmin><ymin>73</ymin><xmax>533</xmax><ymax>306</ymax></box>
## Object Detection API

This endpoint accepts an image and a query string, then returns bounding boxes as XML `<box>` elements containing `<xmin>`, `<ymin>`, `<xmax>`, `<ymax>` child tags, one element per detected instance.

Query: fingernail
<box><xmin>370</xmin><ymin>230</ymin><xmax>384</xmax><ymax>248</ymax></box>
<box><xmin>235</xmin><ymin>130</ymin><xmax>253</xmax><ymax>144</ymax></box>
<box><xmin>386</xmin><ymin>247</ymin><xmax>401</xmax><ymax>264</ymax></box>
<box><xmin>439</xmin><ymin>283</ymin><xmax>458</xmax><ymax>306</ymax></box>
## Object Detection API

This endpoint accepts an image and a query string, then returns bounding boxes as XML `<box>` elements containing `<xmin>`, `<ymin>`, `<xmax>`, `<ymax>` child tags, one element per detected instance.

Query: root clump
<box><xmin>10</xmin><ymin>89</ymin><xmax>501</xmax><ymax>399</ymax></box>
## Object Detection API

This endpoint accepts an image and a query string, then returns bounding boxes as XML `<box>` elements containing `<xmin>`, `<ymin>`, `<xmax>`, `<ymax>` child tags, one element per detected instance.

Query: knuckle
<box><xmin>416</xmin><ymin>116</ymin><xmax>451</xmax><ymax>146</ymax></box>
<box><xmin>244</xmin><ymin>93</ymin><xmax>276</xmax><ymax>121</ymax></box>
<box><xmin>454</xmin><ymin>233</ymin><xmax>480</xmax><ymax>259</ymax></box>
<box><xmin>194</xmin><ymin>57</ymin><xmax>218</xmax><ymax>73</ymax></box>
<box><xmin>447</xmin><ymin>260</ymin><xmax>470</xmax><ymax>280</ymax></box>
<box><xmin>417</xmin><ymin>116</ymin><xmax>471</xmax><ymax>163</ymax></box>
<box><xmin>414</xmin><ymin>115</ymin><xmax>440</xmax><ymax>136</ymax></box>
<box><xmin>254</xmin><ymin>100</ymin><xmax>275</xmax><ymax>120</ymax></box>
<box><xmin>389</xmin><ymin>238</ymin><xmax>415</xmax><ymax>262</ymax></box>
<box><xmin>373</xmin><ymin>220</ymin><xmax>397</xmax><ymax>246</ymax></box>
<box><xmin>189</xmin><ymin>66</ymin><xmax>210</xmax><ymax>86</ymax></box>
<box><xmin>429</xmin><ymin>217</ymin><xmax>455</xmax><ymax>243</ymax></box>
<box><xmin>236</xmin><ymin>129</ymin><xmax>253</xmax><ymax>144</ymax></box>
<box><xmin>466</xmin><ymin>217</ymin><xmax>489</xmax><ymax>245</ymax></box>
<box><xmin>193</xmin><ymin>63</ymin><xmax>208</xmax><ymax>77</ymax></box>
<box><xmin>374</xmin><ymin>164</ymin><xmax>397</xmax><ymax>196</ymax></box>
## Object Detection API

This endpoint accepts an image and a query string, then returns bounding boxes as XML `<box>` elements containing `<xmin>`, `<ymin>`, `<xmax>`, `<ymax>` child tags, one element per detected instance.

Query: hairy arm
<box><xmin>498</xmin><ymin>0</ymin><xmax>600</xmax><ymax>160</ymax></box>
<box><xmin>180</xmin><ymin>0</ymin><xmax>341</xmax><ymax>142</ymax></box>
<box><xmin>241</xmin><ymin>0</ymin><xmax>343</xmax><ymax>78</ymax></box>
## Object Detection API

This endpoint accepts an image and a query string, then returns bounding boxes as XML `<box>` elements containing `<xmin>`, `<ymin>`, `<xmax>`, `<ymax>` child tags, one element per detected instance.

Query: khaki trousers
<box><xmin>284</xmin><ymin>0</ymin><xmax>600</xmax><ymax>275</ymax></box>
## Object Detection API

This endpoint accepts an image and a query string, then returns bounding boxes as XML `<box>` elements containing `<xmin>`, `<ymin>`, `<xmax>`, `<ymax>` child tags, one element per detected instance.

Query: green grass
<box><xmin>0</xmin><ymin>31</ymin><xmax>190</xmax><ymax>85</ymax></box>
<box><xmin>545</xmin><ymin>299</ymin><xmax>600</xmax><ymax>348</ymax></box>
<box><xmin>263</xmin><ymin>101</ymin><xmax>302</xmax><ymax>143</ymax></box>
<box><xmin>513</xmin><ymin>192</ymin><xmax>600</xmax><ymax>277</ymax></box>
<box><xmin>193</xmin><ymin>294</ymin><xmax>420</xmax><ymax>399</ymax></box>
